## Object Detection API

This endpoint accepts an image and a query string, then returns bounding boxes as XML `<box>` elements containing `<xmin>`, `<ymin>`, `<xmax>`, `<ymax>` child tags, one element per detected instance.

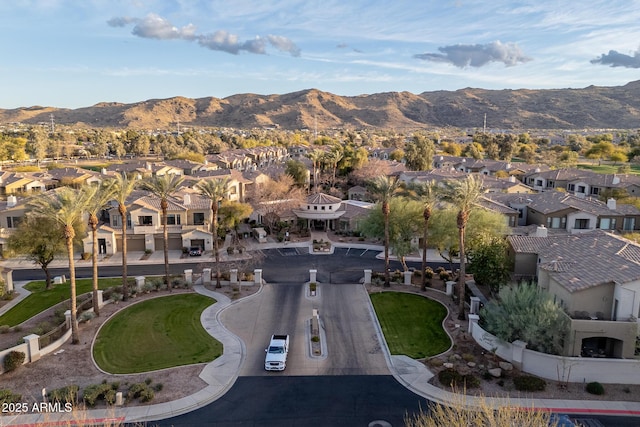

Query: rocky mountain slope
<box><xmin>3</xmin><ymin>81</ymin><xmax>640</xmax><ymax>130</ymax></box>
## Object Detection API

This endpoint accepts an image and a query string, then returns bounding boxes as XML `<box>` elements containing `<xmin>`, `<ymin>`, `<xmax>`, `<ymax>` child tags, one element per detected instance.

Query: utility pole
<box><xmin>483</xmin><ymin>113</ymin><xmax>487</xmax><ymax>134</ymax></box>
<box><xmin>49</xmin><ymin>114</ymin><xmax>55</xmax><ymax>134</ymax></box>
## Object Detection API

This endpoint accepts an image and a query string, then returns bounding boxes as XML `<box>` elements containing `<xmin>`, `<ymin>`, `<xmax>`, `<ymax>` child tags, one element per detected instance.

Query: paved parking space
<box><xmin>332</xmin><ymin>247</ymin><xmax>378</xmax><ymax>259</ymax></box>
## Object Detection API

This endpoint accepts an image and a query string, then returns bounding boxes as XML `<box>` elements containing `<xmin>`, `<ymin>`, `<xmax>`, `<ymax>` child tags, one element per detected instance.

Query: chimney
<box><xmin>612</xmin><ymin>174</ymin><xmax>620</xmax><ymax>185</ymax></box>
<box><xmin>7</xmin><ymin>195</ymin><xmax>17</xmax><ymax>207</ymax></box>
<box><xmin>535</xmin><ymin>225</ymin><xmax>548</xmax><ymax>238</ymax></box>
<box><xmin>508</xmin><ymin>175</ymin><xmax>516</xmax><ymax>183</ymax></box>
<box><xmin>101</xmin><ymin>168</ymin><xmax>107</xmax><ymax>175</ymax></box>
<box><xmin>607</xmin><ymin>198</ymin><xmax>617</xmax><ymax>210</ymax></box>
<box><xmin>183</xmin><ymin>194</ymin><xmax>191</xmax><ymax>205</ymax></box>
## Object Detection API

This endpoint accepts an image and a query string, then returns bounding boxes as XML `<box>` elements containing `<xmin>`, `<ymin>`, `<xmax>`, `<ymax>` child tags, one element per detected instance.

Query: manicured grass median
<box><xmin>0</xmin><ymin>278</ymin><xmax>127</xmax><ymax>327</ymax></box>
<box><xmin>370</xmin><ymin>292</ymin><xmax>451</xmax><ymax>359</ymax></box>
<box><xmin>93</xmin><ymin>294</ymin><xmax>222</xmax><ymax>374</ymax></box>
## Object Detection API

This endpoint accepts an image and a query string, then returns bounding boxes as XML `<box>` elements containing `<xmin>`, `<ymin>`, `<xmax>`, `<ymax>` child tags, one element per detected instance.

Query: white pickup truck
<box><xmin>264</xmin><ymin>334</ymin><xmax>290</xmax><ymax>371</ymax></box>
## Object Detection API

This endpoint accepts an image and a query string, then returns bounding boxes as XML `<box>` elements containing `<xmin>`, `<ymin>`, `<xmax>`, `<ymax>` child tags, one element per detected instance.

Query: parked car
<box><xmin>189</xmin><ymin>246</ymin><xmax>202</xmax><ymax>256</ymax></box>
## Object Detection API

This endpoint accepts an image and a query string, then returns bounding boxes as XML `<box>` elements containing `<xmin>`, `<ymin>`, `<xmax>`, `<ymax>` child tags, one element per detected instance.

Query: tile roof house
<box><xmin>508</xmin><ymin>229</ymin><xmax>640</xmax><ymax>358</ymax></box>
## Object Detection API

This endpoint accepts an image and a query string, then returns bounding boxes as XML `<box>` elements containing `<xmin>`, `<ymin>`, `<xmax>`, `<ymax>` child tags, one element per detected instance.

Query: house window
<box><xmin>321</xmin><ymin>206</ymin><xmax>325</xmax><ymax>210</ymax></box>
<box><xmin>536</xmin><ymin>179</ymin><xmax>543</xmax><ymax>186</ymax></box>
<box><xmin>138</xmin><ymin>216</ymin><xmax>153</xmax><ymax>226</ymax></box>
<box><xmin>193</xmin><ymin>212</ymin><xmax>205</xmax><ymax>225</ymax></box>
<box><xmin>577</xmin><ymin>185</ymin><xmax>586</xmax><ymax>193</ymax></box>
<box><xmin>112</xmin><ymin>215</ymin><xmax>121</xmax><ymax>227</ymax></box>
<box><xmin>314</xmin><ymin>206</ymin><xmax>317</xmax><ymax>210</ymax></box>
<box><xmin>6</xmin><ymin>217</ymin><xmax>21</xmax><ymax>228</ymax></box>
<box><xmin>590</xmin><ymin>187</ymin><xmax>600</xmax><ymax>195</ymax></box>
<box><xmin>567</xmin><ymin>184</ymin><xmax>575</xmax><ymax>191</ymax></box>
<box><xmin>546</xmin><ymin>180</ymin><xmax>554</xmax><ymax>188</ymax></box>
<box><xmin>623</xmin><ymin>217</ymin><xmax>636</xmax><ymax>231</ymax></box>
<box><xmin>599</xmin><ymin>218</ymin><xmax>615</xmax><ymax>230</ymax></box>
<box><xmin>574</xmin><ymin>218</ymin><xmax>589</xmax><ymax>229</ymax></box>
<box><xmin>329</xmin><ymin>206</ymin><xmax>332</xmax><ymax>210</ymax></box>
<box><xmin>167</xmin><ymin>214</ymin><xmax>181</xmax><ymax>225</ymax></box>
<box><xmin>547</xmin><ymin>217</ymin><xmax>566</xmax><ymax>229</ymax></box>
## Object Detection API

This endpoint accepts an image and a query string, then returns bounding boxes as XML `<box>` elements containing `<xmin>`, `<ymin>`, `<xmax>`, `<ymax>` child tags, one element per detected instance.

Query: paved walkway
<box><xmin>2</xmin><ymin>233</ymin><xmax>640</xmax><ymax>425</ymax></box>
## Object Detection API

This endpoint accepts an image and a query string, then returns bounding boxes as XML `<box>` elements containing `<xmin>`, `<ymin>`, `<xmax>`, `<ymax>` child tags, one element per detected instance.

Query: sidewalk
<box><xmin>2</xmin><ymin>234</ymin><xmax>640</xmax><ymax>425</ymax></box>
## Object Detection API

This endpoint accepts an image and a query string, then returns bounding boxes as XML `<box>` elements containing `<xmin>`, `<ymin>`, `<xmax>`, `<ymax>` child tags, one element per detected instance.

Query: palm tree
<box><xmin>327</xmin><ymin>150</ymin><xmax>344</xmax><ymax>188</ymax></box>
<box><xmin>368</xmin><ymin>175</ymin><xmax>402</xmax><ymax>287</ymax></box>
<box><xmin>141</xmin><ymin>174</ymin><xmax>185</xmax><ymax>290</ymax></box>
<box><xmin>306</xmin><ymin>149</ymin><xmax>324</xmax><ymax>193</ymax></box>
<box><xmin>444</xmin><ymin>174</ymin><xmax>483</xmax><ymax>320</ymax></box>
<box><xmin>112</xmin><ymin>172</ymin><xmax>138</xmax><ymax>301</ymax></box>
<box><xmin>405</xmin><ymin>180</ymin><xmax>440</xmax><ymax>291</ymax></box>
<box><xmin>83</xmin><ymin>181</ymin><xmax>117</xmax><ymax>316</ymax></box>
<box><xmin>196</xmin><ymin>177</ymin><xmax>231</xmax><ymax>288</ymax></box>
<box><xmin>29</xmin><ymin>187</ymin><xmax>87</xmax><ymax>344</ymax></box>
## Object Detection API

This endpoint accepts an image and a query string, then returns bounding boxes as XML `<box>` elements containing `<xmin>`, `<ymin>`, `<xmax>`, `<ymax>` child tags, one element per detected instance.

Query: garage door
<box><xmin>154</xmin><ymin>236</ymin><xmax>183</xmax><ymax>251</ymax></box>
<box><xmin>116</xmin><ymin>236</ymin><xmax>145</xmax><ymax>252</ymax></box>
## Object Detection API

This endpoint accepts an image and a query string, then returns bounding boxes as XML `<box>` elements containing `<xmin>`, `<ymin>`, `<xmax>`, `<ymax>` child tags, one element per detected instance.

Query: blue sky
<box><xmin>2</xmin><ymin>0</ymin><xmax>640</xmax><ymax>109</ymax></box>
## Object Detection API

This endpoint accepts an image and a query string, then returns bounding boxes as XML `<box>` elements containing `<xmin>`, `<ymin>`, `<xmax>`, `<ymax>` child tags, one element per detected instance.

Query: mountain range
<box><xmin>3</xmin><ymin>81</ymin><xmax>640</xmax><ymax>130</ymax></box>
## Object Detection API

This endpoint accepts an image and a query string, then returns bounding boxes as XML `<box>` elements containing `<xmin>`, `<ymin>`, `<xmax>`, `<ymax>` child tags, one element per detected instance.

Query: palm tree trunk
<box><xmin>90</xmin><ymin>221</ymin><xmax>100</xmax><ymax>316</ymax></box>
<box><xmin>162</xmin><ymin>206</ymin><xmax>170</xmax><ymax>292</ymax></box>
<box><xmin>383</xmin><ymin>202</ymin><xmax>390</xmax><ymax>288</ymax></box>
<box><xmin>120</xmin><ymin>208</ymin><xmax>129</xmax><ymax>301</ymax></box>
<box><xmin>213</xmin><ymin>204</ymin><xmax>221</xmax><ymax>288</ymax></box>
<box><xmin>457</xmin><ymin>224</ymin><xmax>466</xmax><ymax>320</ymax></box>
<box><xmin>65</xmin><ymin>229</ymin><xmax>79</xmax><ymax>344</ymax></box>
<box><xmin>421</xmin><ymin>223</ymin><xmax>429</xmax><ymax>291</ymax></box>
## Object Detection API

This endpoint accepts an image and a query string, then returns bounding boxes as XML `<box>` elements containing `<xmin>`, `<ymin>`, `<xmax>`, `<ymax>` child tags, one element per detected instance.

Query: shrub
<box><xmin>153</xmin><ymin>383</ymin><xmax>164</xmax><ymax>392</ymax></box>
<box><xmin>79</xmin><ymin>311</ymin><xmax>96</xmax><ymax>323</ymax></box>
<box><xmin>437</xmin><ymin>368</ymin><xmax>479</xmax><ymax>389</ymax></box>
<box><xmin>309</xmin><ymin>282</ymin><xmax>317</xmax><ymax>292</ymax></box>
<box><xmin>139</xmin><ymin>388</ymin><xmax>155</xmax><ymax>403</ymax></box>
<box><xmin>424</xmin><ymin>267</ymin><xmax>434</xmax><ymax>279</ymax></box>
<box><xmin>513</xmin><ymin>375</ymin><xmax>547</xmax><ymax>392</ymax></box>
<box><xmin>3</xmin><ymin>351</ymin><xmax>25</xmax><ymax>372</ymax></box>
<box><xmin>127</xmin><ymin>382</ymin><xmax>147</xmax><ymax>400</ymax></box>
<box><xmin>0</xmin><ymin>325</ymin><xmax>10</xmax><ymax>334</ymax></box>
<box><xmin>311</xmin><ymin>335</ymin><xmax>320</xmax><ymax>342</ymax></box>
<box><xmin>0</xmin><ymin>389</ymin><xmax>22</xmax><ymax>405</ymax></box>
<box><xmin>439</xmin><ymin>271</ymin><xmax>450</xmax><ymax>281</ymax></box>
<box><xmin>81</xmin><ymin>252</ymin><xmax>91</xmax><ymax>260</ymax></box>
<box><xmin>110</xmin><ymin>292</ymin><xmax>122</xmax><ymax>303</ymax></box>
<box><xmin>586</xmin><ymin>381</ymin><xmax>605</xmax><ymax>395</ymax></box>
<box><xmin>49</xmin><ymin>385</ymin><xmax>79</xmax><ymax>404</ymax></box>
<box><xmin>144</xmin><ymin>249</ymin><xmax>153</xmax><ymax>255</ymax></box>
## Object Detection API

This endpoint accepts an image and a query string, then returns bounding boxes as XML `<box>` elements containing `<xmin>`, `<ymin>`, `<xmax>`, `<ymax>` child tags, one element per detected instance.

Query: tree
<box><xmin>360</xmin><ymin>197</ymin><xmax>422</xmax><ymax>272</ymax></box>
<box><xmin>6</xmin><ymin>215</ymin><xmax>67</xmax><ymax>289</ymax></box>
<box><xmin>284</xmin><ymin>159</ymin><xmax>309</xmax><ymax>188</ymax></box>
<box><xmin>443</xmin><ymin>175</ymin><xmax>483</xmax><ymax>319</ymax></box>
<box><xmin>112</xmin><ymin>173</ymin><xmax>138</xmax><ymax>301</ymax></box>
<box><xmin>368</xmin><ymin>175</ymin><xmax>402</xmax><ymax>287</ymax></box>
<box><xmin>219</xmin><ymin>200</ymin><xmax>253</xmax><ymax>249</ymax></box>
<box><xmin>29</xmin><ymin>188</ymin><xmax>88</xmax><ymax>344</ymax></box>
<box><xmin>324</xmin><ymin>149</ymin><xmax>343</xmax><ymax>188</ymax></box>
<box><xmin>467</xmin><ymin>237</ymin><xmax>511</xmax><ymax>294</ymax></box>
<box><xmin>404</xmin><ymin>180</ymin><xmax>440</xmax><ymax>290</ymax></box>
<box><xmin>404</xmin><ymin>135</ymin><xmax>435</xmax><ymax>170</ymax></box>
<box><xmin>249</xmin><ymin>174</ymin><xmax>306</xmax><ymax>232</ymax></box>
<box><xmin>480</xmin><ymin>283</ymin><xmax>569</xmax><ymax>355</ymax></box>
<box><xmin>196</xmin><ymin>177</ymin><xmax>231</xmax><ymax>288</ymax></box>
<box><xmin>306</xmin><ymin>149</ymin><xmax>324</xmax><ymax>192</ymax></box>
<box><xmin>83</xmin><ymin>181</ymin><xmax>117</xmax><ymax>315</ymax></box>
<box><xmin>141</xmin><ymin>174</ymin><xmax>185</xmax><ymax>289</ymax></box>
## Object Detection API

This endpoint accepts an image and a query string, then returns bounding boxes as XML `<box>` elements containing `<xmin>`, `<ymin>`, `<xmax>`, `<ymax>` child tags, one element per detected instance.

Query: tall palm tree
<box><xmin>405</xmin><ymin>180</ymin><xmax>440</xmax><ymax>291</ymax></box>
<box><xmin>368</xmin><ymin>175</ymin><xmax>402</xmax><ymax>287</ymax></box>
<box><xmin>196</xmin><ymin>177</ymin><xmax>231</xmax><ymax>288</ymax></box>
<box><xmin>444</xmin><ymin>174</ymin><xmax>483</xmax><ymax>320</ymax></box>
<box><xmin>306</xmin><ymin>149</ymin><xmax>324</xmax><ymax>193</ymax></box>
<box><xmin>327</xmin><ymin>150</ymin><xmax>344</xmax><ymax>188</ymax></box>
<box><xmin>141</xmin><ymin>174</ymin><xmax>185</xmax><ymax>290</ymax></box>
<box><xmin>112</xmin><ymin>172</ymin><xmax>138</xmax><ymax>301</ymax></box>
<box><xmin>29</xmin><ymin>187</ymin><xmax>87</xmax><ymax>344</ymax></box>
<box><xmin>83</xmin><ymin>181</ymin><xmax>117</xmax><ymax>316</ymax></box>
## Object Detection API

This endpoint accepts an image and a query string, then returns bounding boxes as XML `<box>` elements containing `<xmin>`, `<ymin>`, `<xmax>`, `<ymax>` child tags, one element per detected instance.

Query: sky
<box><xmin>2</xmin><ymin>0</ymin><xmax>640</xmax><ymax>109</ymax></box>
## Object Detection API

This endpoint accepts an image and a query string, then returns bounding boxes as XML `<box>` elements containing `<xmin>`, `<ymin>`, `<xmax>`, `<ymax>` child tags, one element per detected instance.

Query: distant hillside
<box><xmin>3</xmin><ymin>81</ymin><xmax>640</xmax><ymax>130</ymax></box>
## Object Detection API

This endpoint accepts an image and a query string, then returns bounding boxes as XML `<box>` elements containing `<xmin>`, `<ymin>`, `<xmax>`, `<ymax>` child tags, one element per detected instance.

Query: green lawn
<box><xmin>93</xmin><ymin>294</ymin><xmax>222</xmax><ymax>374</ymax></box>
<box><xmin>370</xmin><ymin>292</ymin><xmax>451</xmax><ymax>359</ymax></box>
<box><xmin>577</xmin><ymin>163</ymin><xmax>640</xmax><ymax>175</ymax></box>
<box><xmin>0</xmin><ymin>278</ymin><xmax>127</xmax><ymax>327</ymax></box>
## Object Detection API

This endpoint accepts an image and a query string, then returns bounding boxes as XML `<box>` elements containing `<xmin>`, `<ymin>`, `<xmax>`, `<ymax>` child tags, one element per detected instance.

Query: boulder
<box><xmin>488</xmin><ymin>368</ymin><xmax>502</xmax><ymax>378</ymax></box>
<box><xmin>443</xmin><ymin>363</ymin><xmax>454</xmax><ymax>369</ymax></box>
<box><xmin>467</xmin><ymin>362</ymin><xmax>476</xmax><ymax>368</ymax></box>
<box><xmin>499</xmin><ymin>361</ymin><xmax>513</xmax><ymax>371</ymax></box>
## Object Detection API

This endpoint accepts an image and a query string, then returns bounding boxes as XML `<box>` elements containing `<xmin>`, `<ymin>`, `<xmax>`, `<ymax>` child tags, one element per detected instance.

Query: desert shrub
<box><xmin>311</xmin><ymin>335</ymin><xmax>320</xmax><ymax>342</ymax></box>
<box><xmin>142</xmin><ymin>282</ymin><xmax>154</xmax><ymax>293</ymax></box>
<box><xmin>81</xmin><ymin>252</ymin><xmax>91</xmax><ymax>260</ymax></box>
<box><xmin>171</xmin><ymin>278</ymin><xmax>185</xmax><ymax>288</ymax></box>
<box><xmin>0</xmin><ymin>389</ymin><xmax>21</xmax><ymax>405</ymax></box>
<box><xmin>79</xmin><ymin>311</ymin><xmax>96</xmax><ymax>323</ymax></box>
<box><xmin>3</xmin><ymin>351</ymin><xmax>25</xmax><ymax>372</ymax></box>
<box><xmin>139</xmin><ymin>388</ymin><xmax>155</xmax><ymax>402</ymax></box>
<box><xmin>31</xmin><ymin>321</ymin><xmax>54</xmax><ymax>336</ymax></box>
<box><xmin>110</xmin><ymin>292</ymin><xmax>122</xmax><ymax>303</ymax></box>
<box><xmin>48</xmin><ymin>385</ymin><xmax>79</xmax><ymax>404</ymax></box>
<box><xmin>83</xmin><ymin>382</ymin><xmax>121</xmax><ymax>407</ymax></box>
<box><xmin>424</xmin><ymin>267</ymin><xmax>434</xmax><ymax>280</ymax></box>
<box><xmin>153</xmin><ymin>383</ymin><xmax>164</xmax><ymax>392</ymax></box>
<box><xmin>439</xmin><ymin>271</ymin><xmax>450</xmax><ymax>281</ymax></box>
<box><xmin>438</xmin><ymin>368</ymin><xmax>479</xmax><ymax>389</ymax></box>
<box><xmin>462</xmin><ymin>353</ymin><xmax>475</xmax><ymax>362</ymax></box>
<box><xmin>145</xmin><ymin>378</ymin><xmax>153</xmax><ymax>385</ymax></box>
<box><xmin>513</xmin><ymin>375</ymin><xmax>547</xmax><ymax>392</ymax></box>
<box><xmin>0</xmin><ymin>325</ymin><xmax>10</xmax><ymax>334</ymax></box>
<box><xmin>586</xmin><ymin>381</ymin><xmax>605</xmax><ymax>395</ymax></box>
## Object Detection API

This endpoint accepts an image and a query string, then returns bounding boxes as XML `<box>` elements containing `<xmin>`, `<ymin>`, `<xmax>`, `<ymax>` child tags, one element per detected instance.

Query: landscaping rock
<box><xmin>488</xmin><ymin>368</ymin><xmax>502</xmax><ymax>378</ymax></box>
<box><xmin>467</xmin><ymin>362</ymin><xmax>476</xmax><ymax>368</ymax></box>
<box><xmin>499</xmin><ymin>361</ymin><xmax>513</xmax><ymax>371</ymax></box>
<box><xmin>443</xmin><ymin>362</ymin><xmax>454</xmax><ymax>369</ymax></box>
<box><xmin>452</xmin><ymin>354</ymin><xmax>462</xmax><ymax>360</ymax></box>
